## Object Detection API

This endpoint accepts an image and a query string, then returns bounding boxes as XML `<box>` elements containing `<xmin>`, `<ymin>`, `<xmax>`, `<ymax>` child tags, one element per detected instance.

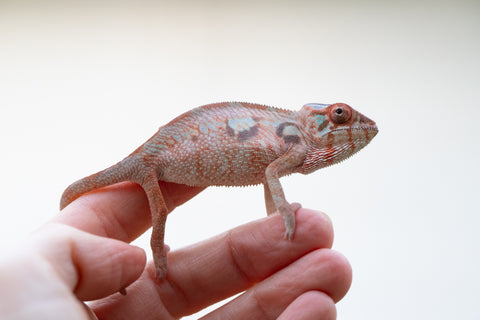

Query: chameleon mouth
<box><xmin>354</xmin><ymin>124</ymin><xmax>378</xmax><ymax>131</ymax></box>
<box><xmin>355</xmin><ymin>125</ymin><xmax>378</xmax><ymax>138</ymax></box>
<box><xmin>333</xmin><ymin>124</ymin><xmax>378</xmax><ymax>134</ymax></box>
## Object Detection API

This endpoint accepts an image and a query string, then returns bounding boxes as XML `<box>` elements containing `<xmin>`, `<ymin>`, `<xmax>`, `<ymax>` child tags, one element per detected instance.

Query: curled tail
<box><xmin>60</xmin><ymin>158</ymin><xmax>137</xmax><ymax>209</ymax></box>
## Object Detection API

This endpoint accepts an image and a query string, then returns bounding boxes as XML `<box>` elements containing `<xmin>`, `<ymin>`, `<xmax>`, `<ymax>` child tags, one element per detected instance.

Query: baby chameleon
<box><xmin>60</xmin><ymin>102</ymin><xmax>378</xmax><ymax>280</ymax></box>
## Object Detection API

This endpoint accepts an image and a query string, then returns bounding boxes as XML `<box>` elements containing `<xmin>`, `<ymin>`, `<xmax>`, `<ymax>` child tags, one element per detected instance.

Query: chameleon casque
<box><xmin>60</xmin><ymin>102</ymin><xmax>378</xmax><ymax>280</ymax></box>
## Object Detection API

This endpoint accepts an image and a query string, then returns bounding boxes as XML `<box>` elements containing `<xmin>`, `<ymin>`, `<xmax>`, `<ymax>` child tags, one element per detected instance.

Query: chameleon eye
<box><xmin>330</xmin><ymin>104</ymin><xmax>352</xmax><ymax>124</ymax></box>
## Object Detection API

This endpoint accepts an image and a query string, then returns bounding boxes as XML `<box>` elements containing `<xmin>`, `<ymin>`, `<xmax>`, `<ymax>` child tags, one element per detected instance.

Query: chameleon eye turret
<box><xmin>329</xmin><ymin>103</ymin><xmax>352</xmax><ymax>124</ymax></box>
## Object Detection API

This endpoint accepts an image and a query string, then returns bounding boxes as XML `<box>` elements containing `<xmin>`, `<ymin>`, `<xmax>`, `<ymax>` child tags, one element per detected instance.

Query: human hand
<box><xmin>0</xmin><ymin>182</ymin><xmax>351</xmax><ymax>319</ymax></box>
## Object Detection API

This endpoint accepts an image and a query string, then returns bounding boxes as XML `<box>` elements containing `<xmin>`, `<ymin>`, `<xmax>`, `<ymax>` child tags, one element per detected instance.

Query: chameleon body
<box><xmin>60</xmin><ymin>102</ymin><xmax>378</xmax><ymax>280</ymax></box>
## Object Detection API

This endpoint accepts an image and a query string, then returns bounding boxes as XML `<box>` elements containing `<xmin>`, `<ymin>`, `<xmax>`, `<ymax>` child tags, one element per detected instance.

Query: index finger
<box><xmin>51</xmin><ymin>181</ymin><xmax>205</xmax><ymax>242</ymax></box>
<box><xmin>90</xmin><ymin>209</ymin><xmax>343</xmax><ymax>320</ymax></box>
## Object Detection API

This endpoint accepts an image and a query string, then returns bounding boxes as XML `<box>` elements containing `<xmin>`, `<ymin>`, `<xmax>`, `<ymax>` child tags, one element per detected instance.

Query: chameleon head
<box><xmin>296</xmin><ymin>103</ymin><xmax>378</xmax><ymax>174</ymax></box>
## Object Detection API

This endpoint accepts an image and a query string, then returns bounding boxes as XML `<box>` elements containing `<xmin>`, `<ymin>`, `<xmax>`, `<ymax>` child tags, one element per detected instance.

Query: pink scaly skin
<box><xmin>60</xmin><ymin>102</ymin><xmax>378</xmax><ymax>281</ymax></box>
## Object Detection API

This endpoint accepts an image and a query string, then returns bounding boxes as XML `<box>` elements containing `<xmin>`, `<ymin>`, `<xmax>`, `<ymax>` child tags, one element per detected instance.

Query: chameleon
<box><xmin>60</xmin><ymin>102</ymin><xmax>378</xmax><ymax>280</ymax></box>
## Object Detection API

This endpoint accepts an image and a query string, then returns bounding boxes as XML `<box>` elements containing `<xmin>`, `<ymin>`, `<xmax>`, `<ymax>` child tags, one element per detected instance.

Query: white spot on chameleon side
<box><xmin>227</xmin><ymin>117</ymin><xmax>257</xmax><ymax>134</ymax></box>
<box><xmin>282</xmin><ymin>125</ymin><xmax>301</xmax><ymax>137</ymax></box>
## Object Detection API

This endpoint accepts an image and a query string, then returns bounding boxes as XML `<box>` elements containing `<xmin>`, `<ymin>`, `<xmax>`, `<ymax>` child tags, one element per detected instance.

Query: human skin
<box><xmin>0</xmin><ymin>182</ymin><xmax>352</xmax><ymax>319</ymax></box>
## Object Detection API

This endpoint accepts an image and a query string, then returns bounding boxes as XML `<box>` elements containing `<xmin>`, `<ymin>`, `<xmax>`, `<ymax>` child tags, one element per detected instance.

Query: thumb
<box><xmin>32</xmin><ymin>223</ymin><xmax>146</xmax><ymax>300</ymax></box>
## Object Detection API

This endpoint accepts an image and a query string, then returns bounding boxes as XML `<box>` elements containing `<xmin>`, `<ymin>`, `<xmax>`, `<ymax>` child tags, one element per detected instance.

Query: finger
<box><xmin>53</xmin><ymin>181</ymin><xmax>205</xmax><ymax>242</ymax></box>
<box><xmin>206</xmin><ymin>249</ymin><xmax>351</xmax><ymax>319</ymax></box>
<box><xmin>33</xmin><ymin>223</ymin><xmax>146</xmax><ymax>300</ymax></box>
<box><xmin>277</xmin><ymin>291</ymin><xmax>336</xmax><ymax>320</ymax></box>
<box><xmin>90</xmin><ymin>209</ymin><xmax>336</xmax><ymax>319</ymax></box>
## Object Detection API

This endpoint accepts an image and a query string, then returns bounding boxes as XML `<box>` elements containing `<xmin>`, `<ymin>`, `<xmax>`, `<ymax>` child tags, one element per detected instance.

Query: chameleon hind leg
<box><xmin>141</xmin><ymin>172</ymin><xmax>170</xmax><ymax>280</ymax></box>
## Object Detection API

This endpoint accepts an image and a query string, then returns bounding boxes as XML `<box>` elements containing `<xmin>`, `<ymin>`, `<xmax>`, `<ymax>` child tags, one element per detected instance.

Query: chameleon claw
<box><xmin>284</xmin><ymin>229</ymin><xmax>294</xmax><ymax>240</ymax></box>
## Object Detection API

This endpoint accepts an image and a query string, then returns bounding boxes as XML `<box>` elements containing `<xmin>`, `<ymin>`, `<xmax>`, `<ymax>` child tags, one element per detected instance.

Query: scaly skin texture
<box><xmin>60</xmin><ymin>102</ymin><xmax>378</xmax><ymax>280</ymax></box>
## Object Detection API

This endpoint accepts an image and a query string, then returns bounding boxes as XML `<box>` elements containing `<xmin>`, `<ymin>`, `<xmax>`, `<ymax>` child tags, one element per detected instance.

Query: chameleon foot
<box><xmin>282</xmin><ymin>202</ymin><xmax>302</xmax><ymax>240</ymax></box>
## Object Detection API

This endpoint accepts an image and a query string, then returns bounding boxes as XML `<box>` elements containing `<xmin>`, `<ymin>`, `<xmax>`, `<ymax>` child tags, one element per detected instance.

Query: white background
<box><xmin>1</xmin><ymin>1</ymin><xmax>479</xmax><ymax>319</ymax></box>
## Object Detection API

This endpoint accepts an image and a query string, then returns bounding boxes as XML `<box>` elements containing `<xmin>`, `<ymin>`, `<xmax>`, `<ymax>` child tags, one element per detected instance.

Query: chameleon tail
<box><xmin>60</xmin><ymin>158</ymin><xmax>136</xmax><ymax>210</ymax></box>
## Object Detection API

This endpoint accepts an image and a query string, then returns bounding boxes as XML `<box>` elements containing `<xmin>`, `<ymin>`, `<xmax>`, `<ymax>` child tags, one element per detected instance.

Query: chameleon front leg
<box><xmin>264</xmin><ymin>147</ymin><xmax>305</xmax><ymax>239</ymax></box>
<box><xmin>141</xmin><ymin>172</ymin><xmax>170</xmax><ymax>280</ymax></box>
<box><xmin>263</xmin><ymin>183</ymin><xmax>277</xmax><ymax>215</ymax></box>
<box><xmin>264</xmin><ymin>182</ymin><xmax>302</xmax><ymax>218</ymax></box>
